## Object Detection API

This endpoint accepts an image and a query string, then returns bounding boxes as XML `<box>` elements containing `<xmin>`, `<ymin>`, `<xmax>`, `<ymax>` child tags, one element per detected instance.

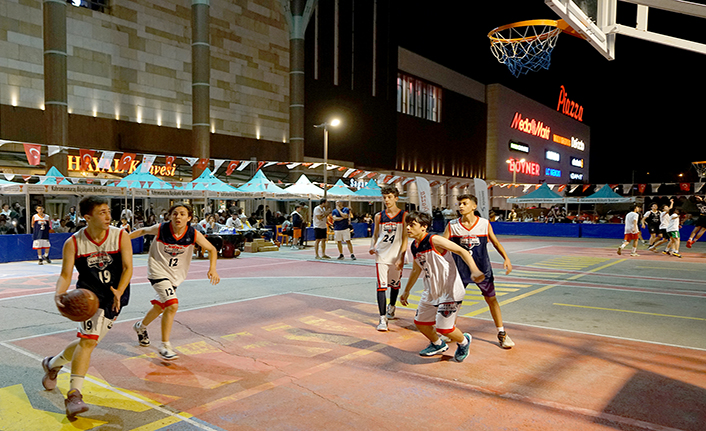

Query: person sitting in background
<box><xmin>54</xmin><ymin>218</ymin><xmax>69</xmax><ymax>233</ymax></box>
<box><xmin>119</xmin><ymin>218</ymin><xmax>131</xmax><ymax>232</ymax></box>
<box><xmin>0</xmin><ymin>215</ymin><xmax>17</xmax><ymax>235</ymax></box>
<box><xmin>205</xmin><ymin>215</ymin><xmax>224</xmax><ymax>234</ymax></box>
<box><xmin>508</xmin><ymin>209</ymin><xmax>518</xmax><ymax>222</ymax></box>
<box><xmin>225</xmin><ymin>212</ymin><xmax>243</xmax><ymax>230</ymax></box>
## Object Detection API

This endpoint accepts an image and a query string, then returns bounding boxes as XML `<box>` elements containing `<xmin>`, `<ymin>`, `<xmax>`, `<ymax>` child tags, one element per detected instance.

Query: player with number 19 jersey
<box><xmin>374</xmin><ymin>209</ymin><xmax>407</xmax><ymax>265</ymax></box>
<box><xmin>147</xmin><ymin>222</ymin><xmax>196</xmax><ymax>288</ymax></box>
<box><xmin>73</xmin><ymin>226</ymin><xmax>130</xmax><ymax>319</ymax></box>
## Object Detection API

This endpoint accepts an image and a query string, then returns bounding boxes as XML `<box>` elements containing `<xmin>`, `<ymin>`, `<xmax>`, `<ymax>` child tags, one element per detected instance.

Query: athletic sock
<box><xmin>497</xmin><ymin>326</ymin><xmax>504</xmax><ymax>333</ymax></box>
<box><xmin>389</xmin><ymin>288</ymin><xmax>400</xmax><ymax>307</ymax></box>
<box><xmin>49</xmin><ymin>352</ymin><xmax>71</xmax><ymax>369</ymax></box>
<box><xmin>631</xmin><ymin>247</ymin><xmax>637</xmax><ymax>254</ymax></box>
<box><xmin>376</xmin><ymin>290</ymin><xmax>387</xmax><ymax>316</ymax></box>
<box><xmin>69</xmin><ymin>374</ymin><xmax>85</xmax><ymax>392</ymax></box>
<box><xmin>458</xmin><ymin>335</ymin><xmax>469</xmax><ymax>347</ymax></box>
<box><xmin>619</xmin><ymin>243</ymin><xmax>627</xmax><ymax>249</ymax></box>
<box><xmin>432</xmin><ymin>338</ymin><xmax>443</xmax><ymax>346</ymax></box>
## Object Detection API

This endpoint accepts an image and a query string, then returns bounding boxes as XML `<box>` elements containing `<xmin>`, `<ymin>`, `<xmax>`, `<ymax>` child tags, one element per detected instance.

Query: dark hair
<box><xmin>79</xmin><ymin>196</ymin><xmax>109</xmax><ymax>217</ymax></box>
<box><xmin>380</xmin><ymin>186</ymin><xmax>399</xmax><ymax>197</ymax></box>
<box><xmin>319</xmin><ymin>199</ymin><xmax>327</xmax><ymax>205</ymax></box>
<box><xmin>168</xmin><ymin>202</ymin><xmax>194</xmax><ymax>219</ymax></box>
<box><xmin>457</xmin><ymin>194</ymin><xmax>478</xmax><ymax>204</ymax></box>
<box><xmin>405</xmin><ymin>210</ymin><xmax>431</xmax><ymax>228</ymax></box>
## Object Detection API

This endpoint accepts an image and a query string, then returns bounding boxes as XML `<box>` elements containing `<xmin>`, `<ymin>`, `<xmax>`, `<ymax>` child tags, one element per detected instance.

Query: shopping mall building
<box><xmin>0</xmin><ymin>0</ymin><xmax>590</xmax><ymax>213</ymax></box>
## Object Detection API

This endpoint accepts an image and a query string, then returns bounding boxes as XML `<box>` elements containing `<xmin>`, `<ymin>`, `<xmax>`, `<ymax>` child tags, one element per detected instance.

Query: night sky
<box><xmin>398</xmin><ymin>1</ymin><xmax>706</xmax><ymax>184</ymax></box>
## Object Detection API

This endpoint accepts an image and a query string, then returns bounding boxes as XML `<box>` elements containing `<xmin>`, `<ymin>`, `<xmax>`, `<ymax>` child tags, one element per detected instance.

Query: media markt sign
<box><xmin>509</xmin><ymin>112</ymin><xmax>551</xmax><ymax>140</ymax></box>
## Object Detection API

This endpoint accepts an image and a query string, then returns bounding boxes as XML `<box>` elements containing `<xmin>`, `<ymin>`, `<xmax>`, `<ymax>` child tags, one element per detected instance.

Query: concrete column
<box><xmin>288</xmin><ymin>0</ymin><xmax>306</xmax><ymax>164</ymax></box>
<box><xmin>192</xmin><ymin>0</ymin><xmax>210</xmax><ymax>179</ymax></box>
<box><xmin>43</xmin><ymin>0</ymin><xmax>68</xmax><ymax>176</ymax></box>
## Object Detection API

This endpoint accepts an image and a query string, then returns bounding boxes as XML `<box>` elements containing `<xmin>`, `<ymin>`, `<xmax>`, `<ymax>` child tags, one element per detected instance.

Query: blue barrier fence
<box><xmin>305</xmin><ymin>222</ymin><xmax>371</xmax><ymax>241</ymax></box>
<box><xmin>492</xmin><ymin>222</ymin><xmax>696</xmax><ymax>240</ymax></box>
<box><xmin>0</xmin><ymin>233</ymin><xmax>143</xmax><ymax>263</ymax></box>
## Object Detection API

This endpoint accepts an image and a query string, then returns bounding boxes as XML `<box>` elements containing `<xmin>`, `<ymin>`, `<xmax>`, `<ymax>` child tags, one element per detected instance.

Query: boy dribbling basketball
<box><xmin>41</xmin><ymin>196</ymin><xmax>133</xmax><ymax>418</ymax></box>
<box><xmin>130</xmin><ymin>202</ymin><xmax>220</xmax><ymax>360</ymax></box>
<box><xmin>400</xmin><ymin>211</ymin><xmax>484</xmax><ymax>362</ymax></box>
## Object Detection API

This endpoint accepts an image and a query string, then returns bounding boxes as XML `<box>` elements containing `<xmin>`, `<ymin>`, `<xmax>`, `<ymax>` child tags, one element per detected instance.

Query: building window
<box><xmin>396</xmin><ymin>72</ymin><xmax>442</xmax><ymax>122</ymax></box>
<box><xmin>67</xmin><ymin>0</ymin><xmax>109</xmax><ymax>13</ymax></box>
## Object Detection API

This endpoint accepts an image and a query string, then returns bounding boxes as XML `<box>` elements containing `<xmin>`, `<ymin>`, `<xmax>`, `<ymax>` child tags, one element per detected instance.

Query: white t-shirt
<box><xmin>624</xmin><ymin>211</ymin><xmax>639</xmax><ymax>234</ymax></box>
<box><xmin>659</xmin><ymin>211</ymin><xmax>670</xmax><ymax>230</ymax></box>
<box><xmin>313</xmin><ymin>205</ymin><xmax>327</xmax><ymax>229</ymax></box>
<box><xmin>667</xmin><ymin>213</ymin><xmax>680</xmax><ymax>232</ymax></box>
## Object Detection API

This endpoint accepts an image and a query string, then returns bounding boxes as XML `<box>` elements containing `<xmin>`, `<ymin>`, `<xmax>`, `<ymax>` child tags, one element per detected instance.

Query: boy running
<box><xmin>399</xmin><ymin>211</ymin><xmax>484</xmax><ymax>362</ymax></box>
<box><xmin>131</xmin><ymin>202</ymin><xmax>220</xmax><ymax>360</ymax></box>
<box><xmin>663</xmin><ymin>208</ymin><xmax>682</xmax><ymax>258</ymax></box>
<box><xmin>42</xmin><ymin>196</ymin><xmax>133</xmax><ymax>418</ymax></box>
<box><xmin>369</xmin><ymin>186</ymin><xmax>408</xmax><ymax>331</ymax></box>
<box><xmin>618</xmin><ymin>205</ymin><xmax>642</xmax><ymax>257</ymax></box>
<box><xmin>443</xmin><ymin>194</ymin><xmax>515</xmax><ymax>349</ymax></box>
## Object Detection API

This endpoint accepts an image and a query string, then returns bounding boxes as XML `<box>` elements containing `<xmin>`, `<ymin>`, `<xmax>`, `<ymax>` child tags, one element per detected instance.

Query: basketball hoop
<box><xmin>692</xmin><ymin>161</ymin><xmax>706</xmax><ymax>180</ymax></box>
<box><xmin>488</xmin><ymin>19</ymin><xmax>565</xmax><ymax>78</ymax></box>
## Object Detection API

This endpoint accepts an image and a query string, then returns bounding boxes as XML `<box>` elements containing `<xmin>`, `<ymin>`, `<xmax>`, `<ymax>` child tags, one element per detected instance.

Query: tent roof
<box><xmin>237</xmin><ymin>170</ymin><xmax>285</xmax><ymax>194</ymax></box>
<box><xmin>327</xmin><ymin>179</ymin><xmax>357</xmax><ymax>196</ymax></box>
<box><xmin>185</xmin><ymin>168</ymin><xmax>237</xmax><ymax>191</ymax></box>
<box><xmin>109</xmin><ymin>171</ymin><xmax>173</xmax><ymax>189</ymax></box>
<box><xmin>507</xmin><ymin>183</ymin><xmax>566</xmax><ymax>203</ymax></box>
<box><xmin>580</xmin><ymin>184</ymin><xmax>633</xmax><ymax>203</ymax></box>
<box><xmin>354</xmin><ymin>179</ymin><xmax>382</xmax><ymax>197</ymax></box>
<box><xmin>39</xmin><ymin>166</ymin><xmax>72</xmax><ymax>185</ymax></box>
<box><xmin>284</xmin><ymin>174</ymin><xmax>324</xmax><ymax>196</ymax></box>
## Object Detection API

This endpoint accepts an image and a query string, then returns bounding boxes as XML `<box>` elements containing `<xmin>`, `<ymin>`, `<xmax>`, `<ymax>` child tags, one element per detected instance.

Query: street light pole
<box><xmin>314</xmin><ymin>118</ymin><xmax>340</xmax><ymax>202</ymax></box>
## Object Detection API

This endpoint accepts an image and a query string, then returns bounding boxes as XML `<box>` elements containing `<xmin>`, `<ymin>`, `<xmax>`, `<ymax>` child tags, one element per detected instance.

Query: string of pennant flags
<box><xmin>3</xmin><ymin>140</ymin><xmax>705</xmax><ymax>194</ymax></box>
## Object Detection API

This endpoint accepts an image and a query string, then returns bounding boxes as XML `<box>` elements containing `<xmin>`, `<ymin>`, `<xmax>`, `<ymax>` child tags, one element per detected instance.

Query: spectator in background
<box><xmin>290</xmin><ymin>204</ymin><xmax>304</xmax><ymax>248</ymax></box>
<box><xmin>120</xmin><ymin>205</ymin><xmax>133</xmax><ymax>221</ymax></box>
<box><xmin>0</xmin><ymin>215</ymin><xmax>17</xmax><ymax>235</ymax></box>
<box><xmin>66</xmin><ymin>206</ymin><xmax>79</xmax><ymax>224</ymax></box>
<box><xmin>54</xmin><ymin>219</ymin><xmax>69</xmax><ymax>233</ymax></box>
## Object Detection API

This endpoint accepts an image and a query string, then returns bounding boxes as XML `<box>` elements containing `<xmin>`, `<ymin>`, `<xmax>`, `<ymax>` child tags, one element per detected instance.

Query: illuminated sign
<box><xmin>349</xmin><ymin>179</ymin><xmax>366</xmax><ymax>189</ymax></box>
<box><xmin>545</xmin><ymin>150</ymin><xmax>560</xmax><ymax>162</ymax></box>
<box><xmin>510</xmin><ymin>112</ymin><xmax>551</xmax><ymax>140</ymax></box>
<box><xmin>67</xmin><ymin>156</ymin><xmax>177</xmax><ymax>177</ymax></box>
<box><xmin>509</xmin><ymin>141</ymin><xmax>530</xmax><ymax>153</ymax></box>
<box><xmin>507</xmin><ymin>159</ymin><xmax>540</xmax><ymax>176</ymax></box>
<box><xmin>557</xmin><ymin>85</ymin><xmax>584</xmax><ymax>122</ymax></box>
<box><xmin>553</xmin><ymin>134</ymin><xmax>585</xmax><ymax>152</ymax></box>
<box><xmin>570</xmin><ymin>172</ymin><xmax>584</xmax><ymax>180</ymax></box>
<box><xmin>545</xmin><ymin>168</ymin><xmax>562</xmax><ymax>177</ymax></box>
<box><xmin>571</xmin><ymin>157</ymin><xmax>584</xmax><ymax>168</ymax></box>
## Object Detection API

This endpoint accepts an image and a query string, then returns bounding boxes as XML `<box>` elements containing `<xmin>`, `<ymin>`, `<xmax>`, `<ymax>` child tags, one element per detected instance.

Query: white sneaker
<box><xmin>376</xmin><ymin>316</ymin><xmax>388</xmax><ymax>332</ymax></box>
<box><xmin>159</xmin><ymin>343</ymin><xmax>179</xmax><ymax>360</ymax></box>
<box><xmin>385</xmin><ymin>305</ymin><xmax>396</xmax><ymax>320</ymax></box>
<box><xmin>630</xmin><ymin>252</ymin><xmax>640</xmax><ymax>257</ymax></box>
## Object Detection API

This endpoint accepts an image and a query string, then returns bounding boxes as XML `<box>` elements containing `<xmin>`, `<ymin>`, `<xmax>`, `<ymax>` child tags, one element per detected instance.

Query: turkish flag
<box><xmin>257</xmin><ymin>161</ymin><xmax>266</xmax><ymax>171</ymax></box>
<box><xmin>196</xmin><ymin>158</ymin><xmax>209</xmax><ymax>170</ymax></box>
<box><xmin>680</xmin><ymin>182</ymin><xmax>690</xmax><ymax>191</ymax></box>
<box><xmin>117</xmin><ymin>153</ymin><xmax>136</xmax><ymax>171</ymax></box>
<box><xmin>638</xmin><ymin>184</ymin><xmax>647</xmax><ymax>193</ymax></box>
<box><xmin>165</xmin><ymin>156</ymin><xmax>175</xmax><ymax>169</ymax></box>
<box><xmin>226</xmin><ymin>161</ymin><xmax>240</xmax><ymax>175</ymax></box>
<box><xmin>23</xmin><ymin>143</ymin><xmax>41</xmax><ymax>166</ymax></box>
<box><xmin>79</xmin><ymin>149</ymin><xmax>95</xmax><ymax>171</ymax></box>
<box><xmin>582</xmin><ymin>184</ymin><xmax>591</xmax><ymax>192</ymax></box>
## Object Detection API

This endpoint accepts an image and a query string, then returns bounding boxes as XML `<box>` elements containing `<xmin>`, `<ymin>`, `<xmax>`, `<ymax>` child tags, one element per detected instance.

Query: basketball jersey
<box><xmin>447</xmin><ymin>217</ymin><xmax>494</xmax><ymax>286</ymax></box>
<box><xmin>659</xmin><ymin>211</ymin><xmax>670</xmax><ymax>229</ymax></box>
<box><xmin>147</xmin><ymin>222</ymin><xmax>196</xmax><ymax>287</ymax></box>
<box><xmin>32</xmin><ymin>214</ymin><xmax>50</xmax><ymax>240</ymax></box>
<box><xmin>644</xmin><ymin>210</ymin><xmax>661</xmax><ymax>227</ymax></box>
<box><xmin>72</xmin><ymin>226</ymin><xmax>129</xmax><ymax>319</ymax></box>
<box><xmin>410</xmin><ymin>234</ymin><xmax>465</xmax><ymax>305</ymax></box>
<box><xmin>374</xmin><ymin>208</ymin><xmax>407</xmax><ymax>264</ymax></box>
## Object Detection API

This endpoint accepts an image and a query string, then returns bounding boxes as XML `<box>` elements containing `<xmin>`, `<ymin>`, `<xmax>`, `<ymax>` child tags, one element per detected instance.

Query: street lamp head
<box><xmin>330</xmin><ymin>118</ymin><xmax>341</xmax><ymax>127</ymax></box>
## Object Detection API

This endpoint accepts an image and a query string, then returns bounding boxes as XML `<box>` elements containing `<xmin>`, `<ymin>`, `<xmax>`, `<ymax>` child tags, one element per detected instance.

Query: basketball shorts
<box><xmin>334</xmin><ymin>229</ymin><xmax>351</xmax><ymax>242</ymax></box>
<box><xmin>458</xmin><ymin>265</ymin><xmax>496</xmax><ymax>297</ymax></box>
<box><xmin>414</xmin><ymin>300</ymin><xmax>462</xmax><ymax>334</ymax></box>
<box><xmin>149</xmin><ymin>278</ymin><xmax>179</xmax><ymax>309</ymax></box>
<box><xmin>624</xmin><ymin>233</ymin><xmax>639</xmax><ymax>241</ymax></box>
<box><xmin>314</xmin><ymin>228</ymin><xmax>327</xmax><ymax>240</ymax></box>
<box><xmin>33</xmin><ymin>239</ymin><xmax>50</xmax><ymax>250</ymax></box>
<box><xmin>695</xmin><ymin>216</ymin><xmax>706</xmax><ymax>228</ymax></box>
<box><xmin>376</xmin><ymin>263</ymin><xmax>402</xmax><ymax>291</ymax></box>
<box><xmin>647</xmin><ymin>224</ymin><xmax>660</xmax><ymax>234</ymax></box>
<box><xmin>668</xmin><ymin>231</ymin><xmax>680</xmax><ymax>239</ymax></box>
<box><xmin>77</xmin><ymin>308</ymin><xmax>115</xmax><ymax>342</ymax></box>
<box><xmin>659</xmin><ymin>229</ymin><xmax>668</xmax><ymax>237</ymax></box>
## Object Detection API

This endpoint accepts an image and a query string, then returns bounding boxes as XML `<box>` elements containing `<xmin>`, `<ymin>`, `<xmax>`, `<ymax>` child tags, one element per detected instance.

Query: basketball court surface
<box><xmin>1</xmin><ymin>234</ymin><xmax>704</xmax><ymax>430</ymax></box>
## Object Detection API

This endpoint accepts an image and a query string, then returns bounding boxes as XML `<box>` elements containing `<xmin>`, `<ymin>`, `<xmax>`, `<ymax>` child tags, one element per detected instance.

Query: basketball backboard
<box><xmin>545</xmin><ymin>0</ymin><xmax>706</xmax><ymax>60</ymax></box>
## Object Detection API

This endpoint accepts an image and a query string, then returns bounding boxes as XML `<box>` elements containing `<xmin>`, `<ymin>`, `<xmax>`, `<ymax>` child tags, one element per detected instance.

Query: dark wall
<box><xmin>396</xmin><ymin>90</ymin><xmax>487</xmax><ymax>178</ymax></box>
<box><xmin>304</xmin><ymin>0</ymin><xmax>398</xmax><ymax>169</ymax></box>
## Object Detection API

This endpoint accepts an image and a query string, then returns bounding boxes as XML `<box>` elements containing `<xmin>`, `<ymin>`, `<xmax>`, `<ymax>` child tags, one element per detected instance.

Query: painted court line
<box><xmin>554</xmin><ymin>303</ymin><xmax>706</xmax><ymax>321</ymax></box>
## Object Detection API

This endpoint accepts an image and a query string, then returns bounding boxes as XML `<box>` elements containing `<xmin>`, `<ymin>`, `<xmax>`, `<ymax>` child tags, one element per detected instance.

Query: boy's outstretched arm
<box><xmin>430</xmin><ymin>235</ymin><xmax>484</xmax><ymax>283</ymax></box>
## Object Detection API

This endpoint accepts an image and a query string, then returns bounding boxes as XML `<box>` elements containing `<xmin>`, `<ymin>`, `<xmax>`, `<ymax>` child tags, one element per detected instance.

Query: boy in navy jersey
<box><xmin>400</xmin><ymin>211</ymin><xmax>484</xmax><ymax>361</ymax></box>
<box><xmin>41</xmin><ymin>196</ymin><xmax>133</xmax><ymax>418</ymax></box>
<box><xmin>443</xmin><ymin>194</ymin><xmax>515</xmax><ymax>349</ymax></box>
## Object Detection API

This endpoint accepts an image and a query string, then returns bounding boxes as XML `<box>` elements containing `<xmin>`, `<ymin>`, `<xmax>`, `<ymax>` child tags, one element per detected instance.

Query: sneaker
<box><xmin>498</xmin><ymin>331</ymin><xmax>515</xmax><ymax>349</ymax></box>
<box><xmin>616</xmin><ymin>246</ymin><xmax>622</xmax><ymax>255</ymax></box>
<box><xmin>350</xmin><ymin>254</ymin><xmax>356</xmax><ymax>260</ymax></box>
<box><xmin>630</xmin><ymin>252</ymin><xmax>640</xmax><ymax>257</ymax></box>
<box><xmin>376</xmin><ymin>316</ymin><xmax>388</xmax><ymax>332</ymax></box>
<box><xmin>159</xmin><ymin>343</ymin><xmax>179</xmax><ymax>360</ymax></box>
<box><xmin>65</xmin><ymin>389</ymin><xmax>89</xmax><ymax>417</ymax></box>
<box><xmin>419</xmin><ymin>340</ymin><xmax>448</xmax><ymax>357</ymax></box>
<box><xmin>386</xmin><ymin>304</ymin><xmax>396</xmax><ymax>320</ymax></box>
<box><xmin>337</xmin><ymin>254</ymin><xmax>344</xmax><ymax>260</ymax></box>
<box><xmin>41</xmin><ymin>356</ymin><xmax>62</xmax><ymax>390</ymax></box>
<box><xmin>672</xmin><ymin>252</ymin><xmax>682</xmax><ymax>258</ymax></box>
<box><xmin>322</xmin><ymin>255</ymin><xmax>331</xmax><ymax>259</ymax></box>
<box><xmin>38</xmin><ymin>259</ymin><xmax>43</xmax><ymax>265</ymax></box>
<box><xmin>44</xmin><ymin>256</ymin><xmax>52</xmax><ymax>264</ymax></box>
<box><xmin>686</xmin><ymin>239</ymin><xmax>694</xmax><ymax>248</ymax></box>
<box><xmin>662</xmin><ymin>251</ymin><xmax>670</xmax><ymax>255</ymax></box>
<box><xmin>315</xmin><ymin>255</ymin><xmax>322</xmax><ymax>260</ymax></box>
<box><xmin>649</xmin><ymin>246</ymin><xmax>659</xmax><ymax>253</ymax></box>
<box><xmin>454</xmin><ymin>333</ymin><xmax>472</xmax><ymax>362</ymax></box>
<box><xmin>133</xmin><ymin>321</ymin><xmax>150</xmax><ymax>347</ymax></box>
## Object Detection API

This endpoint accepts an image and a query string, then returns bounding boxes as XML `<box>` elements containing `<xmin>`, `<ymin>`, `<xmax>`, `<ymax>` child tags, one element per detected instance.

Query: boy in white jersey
<box><xmin>443</xmin><ymin>194</ymin><xmax>515</xmax><ymax>349</ymax></box>
<box><xmin>663</xmin><ymin>208</ymin><xmax>682</xmax><ymax>258</ymax></box>
<box><xmin>41</xmin><ymin>196</ymin><xmax>133</xmax><ymax>418</ymax></box>
<box><xmin>130</xmin><ymin>202</ymin><xmax>220</xmax><ymax>360</ymax></box>
<box><xmin>369</xmin><ymin>186</ymin><xmax>408</xmax><ymax>331</ymax></box>
<box><xmin>400</xmin><ymin>211</ymin><xmax>484</xmax><ymax>362</ymax></box>
<box><xmin>618</xmin><ymin>205</ymin><xmax>642</xmax><ymax>257</ymax></box>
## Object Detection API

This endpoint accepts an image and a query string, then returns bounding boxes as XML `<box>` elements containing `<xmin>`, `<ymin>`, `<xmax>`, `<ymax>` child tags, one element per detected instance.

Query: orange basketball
<box><xmin>58</xmin><ymin>289</ymin><xmax>99</xmax><ymax>322</ymax></box>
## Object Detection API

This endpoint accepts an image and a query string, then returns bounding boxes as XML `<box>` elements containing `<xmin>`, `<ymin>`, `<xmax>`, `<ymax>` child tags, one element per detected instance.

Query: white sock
<box><xmin>49</xmin><ymin>352</ymin><xmax>70</xmax><ymax>369</ymax></box>
<box><xmin>497</xmin><ymin>326</ymin><xmax>504</xmax><ymax>333</ymax></box>
<box><xmin>631</xmin><ymin>247</ymin><xmax>637</xmax><ymax>254</ymax></box>
<box><xmin>458</xmin><ymin>335</ymin><xmax>469</xmax><ymax>347</ymax></box>
<box><xmin>69</xmin><ymin>374</ymin><xmax>85</xmax><ymax>392</ymax></box>
<box><xmin>432</xmin><ymin>338</ymin><xmax>443</xmax><ymax>346</ymax></box>
<box><xmin>619</xmin><ymin>243</ymin><xmax>627</xmax><ymax>249</ymax></box>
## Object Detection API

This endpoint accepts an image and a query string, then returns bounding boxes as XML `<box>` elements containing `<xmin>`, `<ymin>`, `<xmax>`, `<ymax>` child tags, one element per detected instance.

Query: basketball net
<box><xmin>488</xmin><ymin>20</ymin><xmax>562</xmax><ymax>78</ymax></box>
<box><xmin>692</xmin><ymin>161</ymin><xmax>706</xmax><ymax>180</ymax></box>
